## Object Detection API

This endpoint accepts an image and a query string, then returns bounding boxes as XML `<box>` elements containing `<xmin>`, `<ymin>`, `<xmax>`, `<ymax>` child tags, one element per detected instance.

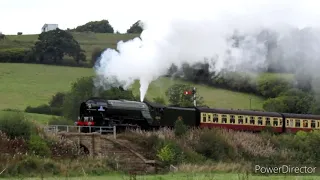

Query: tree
<box><xmin>165</xmin><ymin>84</ymin><xmax>205</xmax><ymax>107</ymax></box>
<box><xmin>73</xmin><ymin>20</ymin><xmax>114</xmax><ymax>33</ymax></box>
<box><xmin>263</xmin><ymin>88</ymin><xmax>314</xmax><ymax>114</ymax></box>
<box><xmin>33</xmin><ymin>28</ymin><xmax>86</xmax><ymax>64</ymax></box>
<box><xmin>126</xmin><ymin>20</ymin><xmax>143</xmax><ymax>34</ymax></box>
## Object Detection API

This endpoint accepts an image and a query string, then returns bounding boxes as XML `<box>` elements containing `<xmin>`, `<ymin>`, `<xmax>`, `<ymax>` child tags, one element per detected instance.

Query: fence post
<box><xmin>67</xmin><ymin>126</ymin><xmax>69</xmax><ymax>133</ymax></box>
<box><xmin>113</xmin><ymin>126</ymin><xmax>116</xmax><ymax>139</ymax></box>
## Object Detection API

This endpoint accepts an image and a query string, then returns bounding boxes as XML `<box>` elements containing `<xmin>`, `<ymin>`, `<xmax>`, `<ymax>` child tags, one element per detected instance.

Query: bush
<box><xmin>0</xmin><ymin>48</ymin><xmax>35</xmax><ymax>63</ymax></box>
<box><xmin>25</xmin><ymin>104</ymin><xmax>62</xmax><ymax>116</ymax></box>
<box><xmin>49</xmin><ymin>92</ymin><xmax>66</xmax><ymax>108</ymax></box>
<box><xmin>256</xmin><ymin>76</ymin><xmax>292</xmax><ymax>98</ymax></box>
<box><xmin>194</xmin><ymin>129</ymin><xmax>236</xmax><ymax>161</ymax></box>
<box><xmin>28</xmin><ymin>134</ymin><xmax>51</xmax><ymax>157</ymax></box>
<box><xmin>156</xmin><ymin>139</ymin><xmax>184</xmax><ymax>166</ymax></box>
<box><xmin>0</xmin><ymin>112</ymin><xmax>33</xmax><ymax>140</ymax></box>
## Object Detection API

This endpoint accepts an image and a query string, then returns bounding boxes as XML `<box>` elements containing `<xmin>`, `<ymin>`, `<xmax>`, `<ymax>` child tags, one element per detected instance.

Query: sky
<box><xmin>1</xmin><ymin>0</ymin><xmax>320</xmax><ymax>35</ymax></box>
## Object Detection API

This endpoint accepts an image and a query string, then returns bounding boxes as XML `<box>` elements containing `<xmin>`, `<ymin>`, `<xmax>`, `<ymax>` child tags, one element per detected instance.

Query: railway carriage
<box><xmin>282</xmin><ymin>113</ymin><xmax>320</xmax><ymax>133</ymax></box>
<box><xmin>197</xmin><ymin>107</ymin><xmax>285</xmax><ymax>133</ymax></box>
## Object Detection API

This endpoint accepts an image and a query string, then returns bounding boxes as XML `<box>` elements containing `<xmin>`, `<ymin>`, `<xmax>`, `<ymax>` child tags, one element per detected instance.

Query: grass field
<box><xmin>0</xmin><ymin>63</ymin><xmax>265</xmax><ymax>112</ymax></box>
<box><xmin>1</xmin><ymin>33</ymin><xmax>139</xmax><ymax>60</ymax></box>
<box><xmin>2</xmin><ymin>173</ymin><xmax>319</xmax><ymax>180</ymax></box>
<box><xmin>0</xmin><ymin>110</ymin><xmax>56</xmax><ymax>124</ymax></box>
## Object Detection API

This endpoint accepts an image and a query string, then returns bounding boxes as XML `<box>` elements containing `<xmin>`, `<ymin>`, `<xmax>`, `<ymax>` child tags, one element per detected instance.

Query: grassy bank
<box><xmin>1</xmin><ymin>33</ymin><xmax>139</xmax><ymax>60</ymax></box>
<box><xmin>0</xmin><ymin>63</ymin><xmax>265</xmax><ymax>112</ymax></box>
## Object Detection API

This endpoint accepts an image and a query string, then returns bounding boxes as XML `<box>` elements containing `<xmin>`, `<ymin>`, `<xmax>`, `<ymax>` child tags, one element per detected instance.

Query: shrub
<box><xmin>193</xmin><ymin>129</ymin><xmax>236</xmax><ymax>161</ymax></box>
<box><xmin>0</xmin><ymin>48</ymin><xmax>35</xmax><ymax>63</ymax></box>
<box><xmin>25</xmin><ymin>104</ymin><xmax>62</xmax><ymax>116</ymax></box>
<box><xmin>0</xmin><ymin>112</ymin><xmax>33</xmax><ymax>140</ymax></box>
<box><xmin>28</xmin><ymin>134</ymin><xmax>51</xmax><ymax>157</ymax></box>
<box><xmin>156</xmin><ymin>139</ymin><xmax>184</xmax><ymax>166</ymax></box>
<box><xmin>49</xmin><ymin>92</ymin><xmax>66</xmax><ymax>108</ymax></box>
<box><xmin>256</xmin><ymin>76</ymin><xmax>292</xmax><ymax>98</ymax></box>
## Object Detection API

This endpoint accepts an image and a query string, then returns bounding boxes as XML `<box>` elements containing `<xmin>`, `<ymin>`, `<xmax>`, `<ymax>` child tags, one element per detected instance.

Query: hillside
<box><xmin>0</xmin><ymin>63</ymin><xmax>265</xmax><ymax>111</ymax></box>
<box><xmin>1</xmin><ymin>33</ymin><xmax>139</xmax><ymax>60</ymax></box>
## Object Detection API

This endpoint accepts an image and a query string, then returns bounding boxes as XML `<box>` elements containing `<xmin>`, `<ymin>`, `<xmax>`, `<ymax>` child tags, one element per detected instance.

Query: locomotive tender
<box><xmin>76</xmin><ymin>97</ymin><xmax>320</xmax><ymax>133</ymax></box>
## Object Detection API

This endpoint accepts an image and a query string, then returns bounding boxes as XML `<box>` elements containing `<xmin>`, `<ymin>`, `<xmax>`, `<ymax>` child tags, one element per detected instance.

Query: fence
<box><xmin>43</xmin><ymin>125</ymin><xmax>117</xmax><ymax>138</ymax></box>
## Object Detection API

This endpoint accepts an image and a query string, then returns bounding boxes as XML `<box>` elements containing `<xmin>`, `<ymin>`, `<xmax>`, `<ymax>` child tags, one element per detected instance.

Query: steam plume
<box><xmin>94</xmin><ymin>0</ymin><xmax>320</xmax><ymax>102</ymax></box>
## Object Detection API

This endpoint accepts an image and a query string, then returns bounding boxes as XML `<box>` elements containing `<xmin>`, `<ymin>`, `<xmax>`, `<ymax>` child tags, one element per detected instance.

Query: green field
<box><xmin>0</xmin><ymin>110</ymin><xmax>56</xmax><ymax>124</ymax></box>
<box><xmin>2</xmin><ymin>173</ymin><xmax>319</xmax><ymax>180</ymax></box>
<box><xmin>0</xmin><ymin>63</ymin><xmax>265</xmax><ymax>112</ymax></box>
<box><xmin>1</xmin><ymin>33</ymin><xmax>139</xmax><ymax>60</ymax></box>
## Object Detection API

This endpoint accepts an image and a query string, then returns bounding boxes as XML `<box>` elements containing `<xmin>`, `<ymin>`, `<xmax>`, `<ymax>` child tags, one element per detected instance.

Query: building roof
<box><xmin>42</xmin><ymin>24</ymin><xmax>58</xmax><ymax>29</ymax></box>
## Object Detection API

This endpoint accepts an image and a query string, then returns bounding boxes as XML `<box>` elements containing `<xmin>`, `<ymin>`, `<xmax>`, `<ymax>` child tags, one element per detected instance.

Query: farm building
<box><xmin>41</xmin><ymin>24</ymin><xmax>58</xmax><ymax>32</ymax></box>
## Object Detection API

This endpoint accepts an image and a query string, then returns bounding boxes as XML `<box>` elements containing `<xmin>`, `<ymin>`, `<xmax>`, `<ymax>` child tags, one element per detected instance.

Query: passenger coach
<box><xmin>197</xmin><ymin>107</ymin><xmax>285</xmax><ymax>133</ymax></box>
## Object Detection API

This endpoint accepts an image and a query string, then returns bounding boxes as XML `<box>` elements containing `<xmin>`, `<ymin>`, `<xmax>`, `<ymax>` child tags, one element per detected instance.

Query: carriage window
<box><xmin>311</xmin><ymin>120</ymin><xmax>316</xmax><ymax>128</ymax></box>
<box><xmin>266</xmin><ymin>118</ymin><xmax>271</xmax><ymax>126</ymax></box>
<box><xmin>250</xmin><ymin>116</ymin><xmax>255</xmax><ymax>125</ymax></box>
<box><xmin>295</xmin><ymin>119</ymin><xmax>300</xmax><ymax>127</ymax></box>
<box><xmin>286</xmin><ymin>119</ymin><xmax>289</xmax><ymax>126</ymax></box>
<box><xmin>303</xmin><ymin>120</ymin><xmax>308</xmax><ymax>128</ymax></box>
<box><xmin>222</xmin><ymin>115</ymin><xmax>227</xmax><ymax>123</ymax></box>
<box><xmin>207</xmin><ymin>114</ymin><xmax>211</xmax><ymax>122</ymax></box>
<box><xmin>258</xmin><ymin>117</ymin><xmax>263</xmax><ymax>125</ymax></box>
<box><xmin>213</xmin><ymin>114</ymin><xmax>219</xmax><ymax>123</ymax></box>
<box><xmin>230</xmin><ymin>115</ymin><xmax>236</xmax><ymax>124</ymax></box>
<box><xmin>202</xmin><ymin>114</ymin><xmax>207</xmax><ymax>122</ymax></box>
<box><xmin>238</xmin><ymin>116</ymin><xmax>243</xmax><ymax>124</ymax></box>
<box><xmin>273</xmin><ymin>118</ymin><xmax>278</xmax><ymax>126</ymax></box>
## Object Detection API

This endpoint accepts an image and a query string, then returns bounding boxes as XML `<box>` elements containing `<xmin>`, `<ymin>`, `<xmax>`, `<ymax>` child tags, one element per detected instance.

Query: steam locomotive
<box><xmin>76</xmin><ymin>97</ymin><xmax>320</xmax><ymax>133</ymax></box>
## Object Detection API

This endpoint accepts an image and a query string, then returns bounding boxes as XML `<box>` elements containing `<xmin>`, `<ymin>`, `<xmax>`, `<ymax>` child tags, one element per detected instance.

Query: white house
<box><xmin>41</xmin><ymin>24</ymin><xmax>58</xmax><ymax>32</ymax></box>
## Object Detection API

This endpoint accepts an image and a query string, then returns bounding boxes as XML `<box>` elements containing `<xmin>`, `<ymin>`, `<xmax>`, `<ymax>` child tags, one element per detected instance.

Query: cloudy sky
<box><xmin>1</xmin><ymin>0</ymin><xmax>320</xmax><ymax>35</ymax></box>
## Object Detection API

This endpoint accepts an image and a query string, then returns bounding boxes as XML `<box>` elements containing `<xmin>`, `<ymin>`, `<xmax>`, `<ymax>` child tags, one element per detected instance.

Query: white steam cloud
<box><xmin>94</xmin><ymin>0</ymin><xmax>320</xmax><ymax>102</ymax></box>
